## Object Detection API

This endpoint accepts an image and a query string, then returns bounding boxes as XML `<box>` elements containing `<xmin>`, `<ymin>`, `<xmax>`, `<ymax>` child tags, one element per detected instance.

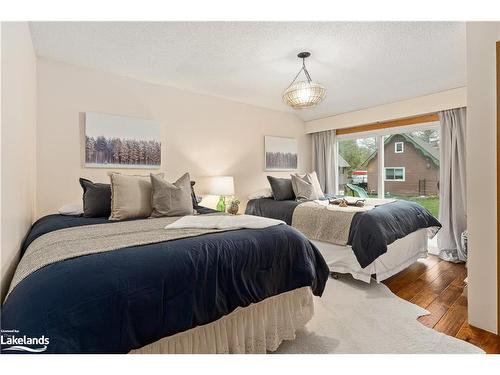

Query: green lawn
<box><xmin>365</xmin><ymin>192</ymin><xmax>439</xmax><ymax>218</ymax></box>
<box><xmin>394</xmin><ymin>196</ymin><xmax>439</xmax><ymax>219</ymax></box>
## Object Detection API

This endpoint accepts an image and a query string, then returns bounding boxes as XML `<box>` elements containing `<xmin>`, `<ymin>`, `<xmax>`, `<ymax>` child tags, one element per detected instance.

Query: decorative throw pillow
<box><xmin>151</xmin><ymin>173</ymin><xmax>194</xmax><ymax>217</ymax></box>
<box><xmin>267</xmin><ymin>176</ymin><xmax>295</xmax><ymax>201</ymax></box>
<box><xmin>109</xmin><ymin>173</ymin><xmax>162</xmax><ymax>221</ymax></box>
<box><xmin>248</xmin><ymin>188</ymin><xmax>273</xmax><ymax>200</ymax></box>
<box><xmin>290</xmin><ymin>173</ymin><xmax>306</xmax><ymax>195</ymax></box>
<box><xmin>191</xmin><ymin>181</ymin><xmax>200</xmax><ymax>208</ymax></box>
<box><xmin>307</xmin><ymin>171</ymin><xmax>325</xmax><ymax>199</ymax></box>
<box><xmin>291</xmin><ymin>172</ymin><xmax>324</xmax><ymax>200</ymax></box>
<box><xmin>58</xmin><ymin>202</ymin><xmax>84</xmax><ymax>216</ymax></box>
<box><xmin>79</xmin><ymin>178</ymin><xmax>112</xmax><ymax>218</ymax></box>
<box><xmin>291</xmin><ymin>174</ymin><xmax>315</xmax><ymax>201</ymax></box>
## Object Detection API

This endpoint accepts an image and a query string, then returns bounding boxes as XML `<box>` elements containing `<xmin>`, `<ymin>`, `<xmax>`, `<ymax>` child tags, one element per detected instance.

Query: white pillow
<box><xmin>307</xmin><ymin>171</ymin><xmax>325</xmax><ymax>199</ymax></box>
<box><xmin>248</xmin><ymin>188</ymin><xmax>273</xmax><ymax>200</ymax></box>
<box><xmin>58</xmin><ymin>202</ymin><xmax>84</xmax><ymax>215</ymax></box>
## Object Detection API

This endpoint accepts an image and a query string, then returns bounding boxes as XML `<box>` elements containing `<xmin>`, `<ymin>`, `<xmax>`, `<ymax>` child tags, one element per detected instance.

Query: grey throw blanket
<box><xmin>291</xmin><ymin>199</ymin><xmax>394</xmax><ymax>245</ymax></box>
<box><xmin>7</xmin><ymin>217</ymin><xmax>225</xmax><ymax>298</ymax></box>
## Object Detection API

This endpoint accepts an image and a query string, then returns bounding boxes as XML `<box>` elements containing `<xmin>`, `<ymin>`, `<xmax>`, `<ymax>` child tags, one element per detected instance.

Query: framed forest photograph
<box><xmin>84</xmin><ymin>112</ymin><xmax>161</xmax><ymax>169</ymax></box>
<box><xmin>264</xmin><ymin>136</ymin><xmax>298</xmax><ymax>171</ymax></box>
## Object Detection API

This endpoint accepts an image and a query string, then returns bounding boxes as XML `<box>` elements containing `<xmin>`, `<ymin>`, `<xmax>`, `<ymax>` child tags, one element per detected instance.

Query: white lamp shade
<box><xmin>209</xmin><ymin>176</ymin><xmax>234</xmax><ymax>196</ymax></box>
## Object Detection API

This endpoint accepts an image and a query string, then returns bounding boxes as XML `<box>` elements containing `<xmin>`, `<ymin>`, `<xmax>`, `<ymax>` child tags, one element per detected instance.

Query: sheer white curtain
<box><xmin>438</xmin><ymin>107</ymin><xmax>467</xmax><ymax>262</ymax></box>
<box><xmin>312</xmin><ymin>130</ymin><xmax>336</xmax><ymax>195</ymax></box>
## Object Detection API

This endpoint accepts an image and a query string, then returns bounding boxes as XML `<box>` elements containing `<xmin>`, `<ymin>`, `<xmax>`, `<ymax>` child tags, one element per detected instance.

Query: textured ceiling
<box><xmin>29</xmin><ymin>22</ymin><xmax>466</xmax><ymax>121</ymax></box>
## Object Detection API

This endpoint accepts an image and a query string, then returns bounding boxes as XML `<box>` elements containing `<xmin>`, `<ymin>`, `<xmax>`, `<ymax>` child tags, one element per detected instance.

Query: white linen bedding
<box><xmin>312</xmin><ymin>228</ymin><xmax>430</xmax><ymax>282</ymax></box>
<box><xmin>165</xmin><ymin>214</ymin><xmax>285</xmax><ymax>230</ymax></box>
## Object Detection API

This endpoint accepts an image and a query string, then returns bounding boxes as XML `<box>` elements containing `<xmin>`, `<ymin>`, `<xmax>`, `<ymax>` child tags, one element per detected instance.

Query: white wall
<box><xmin>36</xmin><ymin>58</ymin><xmax>310</xmax><ymax>217</ymax></box>
<box><xmin>0</xmin><ymin>22</ymin><xmax>37</xmax><ymax>301</ymax></box>
<box><xmin>466</xmin><ymin>22</ymin><xmax>500</xmax><ymax>334</ymax></box>
<box><xmin>305</xmin><ymin>87</ymin><xmax>467</xmax><ymax>133</ymax></box>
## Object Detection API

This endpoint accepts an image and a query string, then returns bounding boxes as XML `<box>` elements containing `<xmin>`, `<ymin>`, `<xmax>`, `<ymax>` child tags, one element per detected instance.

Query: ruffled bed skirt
<box><xmin>130</xmin><ymin>287</ymin><xmax>313</xmax><ymax>354</ymax></box>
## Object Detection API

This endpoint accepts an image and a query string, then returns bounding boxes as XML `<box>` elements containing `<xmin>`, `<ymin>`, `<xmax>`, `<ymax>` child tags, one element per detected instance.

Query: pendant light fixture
<box><xmin>282</xmin><ymin>52</ymin><xmax>326</xmax><ymax>109</ymax></box>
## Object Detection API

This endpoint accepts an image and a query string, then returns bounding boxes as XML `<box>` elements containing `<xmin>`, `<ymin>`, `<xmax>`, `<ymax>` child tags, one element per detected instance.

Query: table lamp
<box><xmin>208</xmin><ymin>176</ymin><xmax>234</xmax><ymax>212</ymax></box>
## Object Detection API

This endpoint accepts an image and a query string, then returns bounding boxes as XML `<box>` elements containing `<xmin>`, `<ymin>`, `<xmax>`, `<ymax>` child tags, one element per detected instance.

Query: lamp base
<box><xmin>216</xmin><ymin>196</ymin><xmax>226</xmax><ymax>212</ymax></box>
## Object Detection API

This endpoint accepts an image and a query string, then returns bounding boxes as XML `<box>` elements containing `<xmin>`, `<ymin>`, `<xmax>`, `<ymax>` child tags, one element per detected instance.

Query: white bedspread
<box><xmin>165</xmin><ymin>214</ymin><xmax>285</xmax><ymax>230</ymax></box>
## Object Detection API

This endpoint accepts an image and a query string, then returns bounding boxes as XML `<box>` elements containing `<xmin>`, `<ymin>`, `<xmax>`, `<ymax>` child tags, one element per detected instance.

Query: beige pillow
<box><xmin>109</xmin><ymin>173</ymin><xmax>162</xmax><ymax>221</ymax></box>
<box><xmin>150</xmin><ymin>173</ymin><xmax>194</xmax><ymax>217</ymax></box>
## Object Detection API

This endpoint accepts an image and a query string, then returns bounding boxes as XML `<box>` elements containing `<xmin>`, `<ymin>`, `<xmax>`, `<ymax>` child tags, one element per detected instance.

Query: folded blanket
<box><xmin>291</xmin><ymin>199</ymin><xmax>395</xmax><ymax>246</ymax></box>
<box><xmin>165</xmin><ymin>214</ymin><xmax>285</xmax><ymax>230</ymax></box>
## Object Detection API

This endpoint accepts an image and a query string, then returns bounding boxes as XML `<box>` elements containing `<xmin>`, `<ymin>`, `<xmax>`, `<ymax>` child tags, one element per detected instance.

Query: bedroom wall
<box><xmin>465</xmin><ymin>22</ymin><xmax>500</xmax><ymax>334</ymax></box>
<box><xmin>0</xmin><ymin>22</ymin><xmax>37</xmax><ymax>301</ymax></box>
<box><xmin>305</xmin><ymin>87</ymin><xmax>467</xmax><ymax>133</ymax></box>
<box><xmin>35</xmin><ymin>58</ymin><xmax>310</xmax><ymax>217</ymax></box>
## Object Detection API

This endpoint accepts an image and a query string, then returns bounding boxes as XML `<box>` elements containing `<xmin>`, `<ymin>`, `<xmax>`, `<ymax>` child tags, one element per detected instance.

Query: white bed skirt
<box><xmin>312</xmin><ymin>228</ymin><xmax>431</xmax><ymax>283</ymax></box>
<box><xmin>130</xmin><ymin>287</ymin><xmax>313</xmax><ymax>354</ymax></box>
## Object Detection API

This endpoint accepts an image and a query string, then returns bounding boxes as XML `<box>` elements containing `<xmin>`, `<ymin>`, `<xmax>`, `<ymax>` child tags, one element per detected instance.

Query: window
<box><xmin>335</xmin><ymin>123</ymin><xmax>440</xmax><ymax>219</ymax></box>
<box><xmin>337</xmin><ymin>136</ymin><xmax>377</xmax><ymax>196</ymax></box>
<box><xmin>385</xmin><ymin>167</ymin><xmax>405</xmax><ymax>181</ymax></box>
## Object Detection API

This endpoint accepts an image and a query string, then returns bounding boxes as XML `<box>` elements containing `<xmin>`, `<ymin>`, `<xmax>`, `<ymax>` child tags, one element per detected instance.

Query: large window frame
<box><xmin>335</xmin><ymin>121</ymin><xmax>439</xmax><ymax>198</ymax></box>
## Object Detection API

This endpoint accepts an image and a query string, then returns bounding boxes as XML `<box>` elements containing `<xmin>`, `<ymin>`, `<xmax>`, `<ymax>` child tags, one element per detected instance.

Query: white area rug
<box><xmin>276</xmin><ymin>277</ymin><xmax>484</xmax><ymax>354</ymax></box>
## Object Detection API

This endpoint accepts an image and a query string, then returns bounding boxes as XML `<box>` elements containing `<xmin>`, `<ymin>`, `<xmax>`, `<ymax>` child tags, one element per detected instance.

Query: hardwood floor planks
<box><xmin>434</xmin><ymin>294</ymin><xmax>468</xmax><ymax>336</ymax></box>
<box><xmin>383</xmin><ymin>255</ymin><xmax>500</xmax><ymax>353</ymax></box>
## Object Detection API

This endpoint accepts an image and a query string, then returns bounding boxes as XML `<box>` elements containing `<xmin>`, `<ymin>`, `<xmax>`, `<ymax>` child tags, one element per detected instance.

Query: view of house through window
<box><xmin>337</xmin><ymin>136</ymin><xmax>377</xmax><ymax>196</ymax></box>
<box><xmin>337</xmin><ymin>126</ymin><xmax>440</xmax><ymax>219</ymax></box>
<box><xmin>383</xmin><ymin>129</ymin><xmax>439</xmax><ymax>218</ymax></box>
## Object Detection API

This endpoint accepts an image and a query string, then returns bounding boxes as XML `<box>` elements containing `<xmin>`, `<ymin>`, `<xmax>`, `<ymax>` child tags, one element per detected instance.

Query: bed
<box><xmin>245</xmin><ymin>197</ymin><xmax>441</xmax><ymax>282</ymax></box>
<box><xmin>1</xmin><ymin>208</ymin><xmax>329</xmax><ymax>354</ymax></box>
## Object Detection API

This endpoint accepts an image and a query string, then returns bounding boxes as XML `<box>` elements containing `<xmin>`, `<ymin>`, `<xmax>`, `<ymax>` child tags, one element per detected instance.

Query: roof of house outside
<box><xmin>338</xmin><ymin>154</ymin><xmax>350</xmax><ymax>168</ymax></box>
<box><xmin>361</xmin><ymin>133</ymin><xmax>439</xmax><ymax>167</ymax></box>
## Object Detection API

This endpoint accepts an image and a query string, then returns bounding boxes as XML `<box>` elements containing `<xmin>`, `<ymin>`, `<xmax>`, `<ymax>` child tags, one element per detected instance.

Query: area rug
<box><xmin>276</xmin><ymin>277</ymin><xmax>483</xmax><ymax>354</ymax></box>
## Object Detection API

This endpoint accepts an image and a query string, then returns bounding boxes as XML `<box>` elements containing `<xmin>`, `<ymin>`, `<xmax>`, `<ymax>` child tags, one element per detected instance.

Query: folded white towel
<box><xmin>165</xmin><ymin>214</ymin><xmax>285</xmax><ymax>230</ymax></box>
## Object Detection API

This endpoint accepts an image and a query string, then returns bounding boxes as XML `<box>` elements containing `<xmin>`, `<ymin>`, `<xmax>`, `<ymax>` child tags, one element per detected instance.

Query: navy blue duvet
<box><xmin>1</xmin><ymin>212</ymin><xmax>329</xmax><ymax>354</ymax></box>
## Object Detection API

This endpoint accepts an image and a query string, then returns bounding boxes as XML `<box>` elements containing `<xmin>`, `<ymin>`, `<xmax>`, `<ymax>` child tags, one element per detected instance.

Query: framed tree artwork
<box><xmin>84</xmin><ymin>112</ymin><xmax>161</xmax><ymax>169</ymax></box>
<box><xmin>264</xmin><ymin>136</ymin><xmax>298</xmax><ymax>171</ymax></box>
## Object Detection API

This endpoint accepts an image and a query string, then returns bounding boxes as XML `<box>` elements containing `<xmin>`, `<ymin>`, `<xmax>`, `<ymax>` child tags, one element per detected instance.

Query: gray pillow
<box><xmin>151</xmin><ymin>173</ymin><xmax>194</xmax><ymax>217</ymax></box>
<box><xmin>267</xmin><ymin>176</ymin><xmax>295</xmax><ymax>201</ymax></box>
<box><xmin>291</xmin><ymin>174</ymin><xmax>315</xmax><ymax>201</ymax></box>
<box><xmin>79</xmin><ymin>178</ymin><xmax>111</xmax><ymax>218</ymax></box>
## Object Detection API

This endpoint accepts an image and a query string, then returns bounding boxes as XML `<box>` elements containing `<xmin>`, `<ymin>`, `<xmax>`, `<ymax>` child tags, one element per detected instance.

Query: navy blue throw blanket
<box><xmin>347</xmin><ymin>200</ymin><xmax>440</xmax><ymax>268</ymax></box>
<box><xmin>1</xmin><ymin>212</ymin><xmax>329</xmax><ymax>354</ymax></box>
<box><xmin>246</xmin><ymin>198</ymin><xmax>441</xmax><ymax>268</ymax></box>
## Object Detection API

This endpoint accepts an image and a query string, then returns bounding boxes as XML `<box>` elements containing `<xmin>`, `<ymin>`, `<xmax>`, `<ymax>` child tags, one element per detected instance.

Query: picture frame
<box><xmin>84</xmin><ymin>112</ymin><xmax>161</xmax><ymax>169</ymax></box>
<box><xmin>264</xmin><ymin>136</ymin><xmax>298</xmax><ymax>171</ymax></box>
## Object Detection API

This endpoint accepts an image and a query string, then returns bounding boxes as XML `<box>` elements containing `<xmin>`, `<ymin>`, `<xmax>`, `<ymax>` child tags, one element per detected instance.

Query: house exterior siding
<box><xmin>366</xmin><ymin>134</ymin><xmax>439</xmax><ymax>196</ymax></box>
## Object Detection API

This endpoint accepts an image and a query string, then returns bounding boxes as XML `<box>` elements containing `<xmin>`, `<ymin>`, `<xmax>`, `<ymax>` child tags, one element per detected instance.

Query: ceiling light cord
<box><xmin>286</xmin><ymin>57</ymin><xmax>313</xmax><ymax>89</ymax></box>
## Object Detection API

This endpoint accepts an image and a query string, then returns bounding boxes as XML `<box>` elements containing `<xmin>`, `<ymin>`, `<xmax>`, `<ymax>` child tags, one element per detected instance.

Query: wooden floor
<box><xmin>382</xmin><ymin>255</ymin><xmax>500</xmax><ymax>354</ymax></box>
